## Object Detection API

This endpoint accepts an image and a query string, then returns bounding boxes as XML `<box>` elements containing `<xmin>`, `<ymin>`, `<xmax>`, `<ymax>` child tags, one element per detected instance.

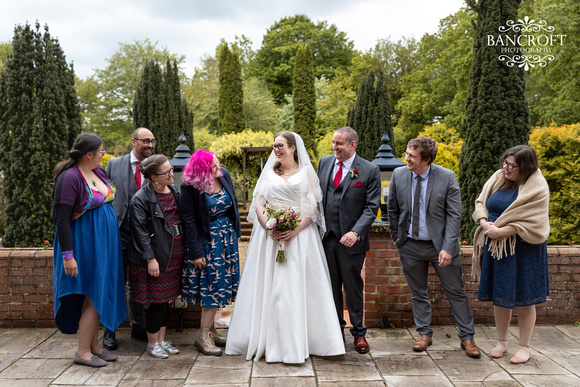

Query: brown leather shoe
<box><xmin>353</xmin><ymin>335</ymin><xmax>369</xmax><ymax>353</ymax></box>
<box><xmin>413</xmin><ymin>335</ymin><xmax>432</xmax><ymax>352</ymax></box>
<box><xmin>461</xmin><ymin>339</ymin><xmax>481</xmax><ymax>358</ymax></box>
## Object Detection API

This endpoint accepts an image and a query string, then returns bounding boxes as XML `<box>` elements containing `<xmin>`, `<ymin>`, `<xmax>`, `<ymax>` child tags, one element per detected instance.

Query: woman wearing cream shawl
<box><xmin>472</xmin><ymin>145</ymin><xmax>549</xmax><ymax>365</ymax></box>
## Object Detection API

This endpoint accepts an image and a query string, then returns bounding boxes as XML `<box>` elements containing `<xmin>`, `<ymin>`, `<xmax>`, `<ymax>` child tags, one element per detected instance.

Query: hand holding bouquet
<box><xmin>264</xmin><ymin>204</ymin><xmax>301</xmax><ymax>263</ymax></box>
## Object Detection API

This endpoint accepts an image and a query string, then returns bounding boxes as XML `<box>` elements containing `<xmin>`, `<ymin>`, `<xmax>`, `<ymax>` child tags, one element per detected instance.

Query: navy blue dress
<box><xmin>182</xmin><ymin>188</ymin><xmax>240</xmax><ymax>308</ymax></box>
<box><xmin>478</xmin><ymin>189</ymin><xmax>550</xmax><ymax>309</ymax></box>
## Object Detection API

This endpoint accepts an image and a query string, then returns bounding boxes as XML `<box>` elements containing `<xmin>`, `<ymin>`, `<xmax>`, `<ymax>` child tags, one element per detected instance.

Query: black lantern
<box><xmin>169</xmin><ymin>131</ymin><xmax>192</xmax><ymax>192</ymax></box>
<box><xmin>372</xmin><ymin>132</ymin><xmax>406</xmax><ymax>222</ymax></box>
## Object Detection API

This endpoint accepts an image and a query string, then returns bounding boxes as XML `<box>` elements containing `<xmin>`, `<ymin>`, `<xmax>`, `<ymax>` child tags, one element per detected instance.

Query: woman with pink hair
<box><xmin>180</xmin><ymin>150</ymin><xmax>241</xmax><ymax>356</ymax></box>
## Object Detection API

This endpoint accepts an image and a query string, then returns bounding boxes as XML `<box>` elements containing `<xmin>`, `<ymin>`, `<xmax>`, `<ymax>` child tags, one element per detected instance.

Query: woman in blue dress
<box><xmin>472</xmin><ymin>145</ymin><xmax>550</xmax><ymax>364</ymax></box>
<box><xmin>180</xmin><ymin>150</ymin><xmax>241</xmax><ymax>356</ymax></box>
<box><xmin>53</xmin><ymin>133</ymin><xmax>127</xmax><ymax>367</ymax></box>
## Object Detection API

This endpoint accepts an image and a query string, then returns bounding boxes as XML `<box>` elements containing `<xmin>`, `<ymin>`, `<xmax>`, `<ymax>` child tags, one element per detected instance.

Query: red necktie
<box><xmin>135</xmin><ymin>161</ymin><xmax>142</xmax><ymax>190</ymax></box>
<box><xmin>334</xmin><ymin>162</ymin><xmax>343</xmax><ymax>188</ymax></box>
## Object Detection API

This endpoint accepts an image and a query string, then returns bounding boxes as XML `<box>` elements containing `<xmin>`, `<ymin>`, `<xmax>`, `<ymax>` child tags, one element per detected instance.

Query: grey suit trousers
<box><xmin>398</xmin><ymin>239</ymin><xmax>475</xmax><ymax>341</ymax></box>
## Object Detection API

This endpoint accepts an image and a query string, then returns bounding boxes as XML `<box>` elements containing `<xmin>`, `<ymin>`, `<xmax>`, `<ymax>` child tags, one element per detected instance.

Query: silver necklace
<box><xmin>282</xmin><ymin>164</ymin><xmax>298</xmax><ymax>175</ymax></box>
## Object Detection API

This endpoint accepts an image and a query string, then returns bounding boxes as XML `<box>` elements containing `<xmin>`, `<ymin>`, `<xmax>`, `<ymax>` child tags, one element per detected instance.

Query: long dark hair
<box><xmin>53</xmin><ymin>133</ymin><xmax>104</xmax><ymax>179</ymax></box>
<box><xmin>273</xmin><ymin>131</ymin><xmax>298</xmax><ymax>175</ymax></box>
<box><xmin>500</xmin><ymin>145</ymin><xmax>539</xmax><ymax>190</ymax></box>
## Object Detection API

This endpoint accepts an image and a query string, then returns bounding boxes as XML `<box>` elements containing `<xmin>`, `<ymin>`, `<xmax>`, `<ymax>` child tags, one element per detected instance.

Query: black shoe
<box><xmin>103</xmin><ymin>332</ymin><xmax>117</xmax><ymax>350</ymax></box>
<box><xmin>131</xmin><ymin>327</ymin><xmax>148</xmax><ymax>342</ymax></box>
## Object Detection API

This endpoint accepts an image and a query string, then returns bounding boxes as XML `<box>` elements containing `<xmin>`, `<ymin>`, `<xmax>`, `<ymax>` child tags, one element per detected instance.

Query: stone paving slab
<box><xmin>185</xmin><ymin>365</ymin><xmax>251</xmax><ymax>385</ymax></box>
<box><xmin>313</xmin><ymin>352</ymin><xmax>382</xmax><ymax>382</ymax></box>
<box><xmin>252</xmin><ymin>358</ymin><xmax>314</xmax><ymax>377</ymax></box>
<box><xmin>0</xmin><ymin>328</ymin><xmax>56</xmax><ymax>355</ymax></box>
<box><xmin>430</xmin><ymin>350</ymin><xmax>507</xmax><ymax>382</ymax></box>
<box><xmin>374</xmin><ymin>353</ymin><xmax>444</xmax><ymax>376</ymax></box>
<box><xmin>0</xmin><ymin>326</ymin><xmax>579</xmax><ymax>385</ymax></box>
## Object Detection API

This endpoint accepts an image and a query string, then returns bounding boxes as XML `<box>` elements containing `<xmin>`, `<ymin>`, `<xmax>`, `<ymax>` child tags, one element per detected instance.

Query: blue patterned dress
<box><xmin>182</xmin><ymin>188</ymin><xmax>239</xmax><ymax>308</ymax></box>
<box><xmin>477</xmin><ymin>188</ymin><xmax>550</xmax><ymax>309</ymax></box>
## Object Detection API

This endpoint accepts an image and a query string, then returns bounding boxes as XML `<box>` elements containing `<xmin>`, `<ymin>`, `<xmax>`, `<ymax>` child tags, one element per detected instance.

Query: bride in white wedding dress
<box><xmin>225</xmin><ymin>131</ymin><xmax>345</xmax><ymax>364</ymax></box>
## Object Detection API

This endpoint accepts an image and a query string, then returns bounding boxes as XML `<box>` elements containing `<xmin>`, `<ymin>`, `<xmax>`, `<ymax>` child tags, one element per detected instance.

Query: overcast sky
<box><xmin>2</xmin><ymin>0</ymin><xmax>466</xmax><ymax>79</ymax></box>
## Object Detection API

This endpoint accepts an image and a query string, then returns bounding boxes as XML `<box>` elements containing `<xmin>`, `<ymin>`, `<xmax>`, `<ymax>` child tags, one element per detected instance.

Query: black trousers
<box><xmin>322</xmin><ymin>232</ymin><xmax>367</xmax><ymax>337</ymax></box>
<box><xmin>145</xmin><ymin>302</ymin><xmax>169</xmax><ymax>334</ymax></box>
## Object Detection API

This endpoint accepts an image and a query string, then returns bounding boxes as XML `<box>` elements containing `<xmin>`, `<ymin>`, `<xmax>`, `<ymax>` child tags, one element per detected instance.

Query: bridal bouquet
<box><xmin>264</xmin><ymin>204</ymin><xmax>301</xmax><ymax>263</ymax></box>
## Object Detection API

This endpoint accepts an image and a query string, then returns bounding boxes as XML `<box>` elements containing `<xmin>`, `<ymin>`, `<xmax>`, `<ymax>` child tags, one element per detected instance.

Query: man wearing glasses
<box><xmin>103</xmin><ymin>127</ymin><xmax>156</xmax><ymax>350</ymax></box>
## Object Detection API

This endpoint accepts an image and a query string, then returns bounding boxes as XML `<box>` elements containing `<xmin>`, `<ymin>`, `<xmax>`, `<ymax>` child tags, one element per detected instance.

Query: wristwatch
<box><xmin>351</xmin><ymin>231</ymin><xmax>359</xmax><ymax>237</ymax></box>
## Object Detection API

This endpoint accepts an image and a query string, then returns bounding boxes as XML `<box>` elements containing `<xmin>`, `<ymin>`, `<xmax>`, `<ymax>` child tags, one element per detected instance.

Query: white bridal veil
<box><xmin>247</xmin><ymin>132</ymin><xmax>326</xmax><ymax>235</ymax></box>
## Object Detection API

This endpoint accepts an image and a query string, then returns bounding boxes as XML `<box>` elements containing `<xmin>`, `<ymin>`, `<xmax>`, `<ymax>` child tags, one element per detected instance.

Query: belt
<box><xmin>408</xmin><ymin>238</ymin><xmax>433</xmax><ymax>244</ymax></box>
<box><xmin>170</xmin><ymin>224</ymin><xmax>183</xmax><ymax>236</ymax></box>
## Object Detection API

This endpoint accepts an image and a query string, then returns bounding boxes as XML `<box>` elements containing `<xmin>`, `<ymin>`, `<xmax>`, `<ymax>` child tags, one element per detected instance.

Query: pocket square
<box><xmin>353</xmin><ymin>181</ymin><xmax>364</xmax><ymax>187</ymax></box>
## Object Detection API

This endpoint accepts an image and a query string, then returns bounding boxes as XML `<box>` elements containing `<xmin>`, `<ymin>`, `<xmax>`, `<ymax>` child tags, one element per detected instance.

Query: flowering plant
<box><xmin>264</xmin><ymin>204</ymin><xmax>301</xmax><ymax>263</ymax></box>
<box><xmin>349</xmin><ymin>168</ymin><xmax>359</xmax><ymax>178</ymax></box>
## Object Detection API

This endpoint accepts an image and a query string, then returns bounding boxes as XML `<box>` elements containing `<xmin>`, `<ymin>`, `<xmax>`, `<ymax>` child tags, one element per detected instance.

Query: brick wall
<box><xmin>364</xmin><ymin>224</ymin><xmax>580</xmax><ymax>328</ymax></box>
<box><xmin>1</xmin><ymin>226</ymin><xmax>579</xmax><ymax>329</ymax></box>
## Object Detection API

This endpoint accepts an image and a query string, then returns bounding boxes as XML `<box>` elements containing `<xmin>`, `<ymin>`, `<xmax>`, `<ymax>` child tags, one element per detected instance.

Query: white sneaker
<box><xmin>161</xmin><ymin>340</ymin><xmax>179</xmax><ymax>355</ymax></box>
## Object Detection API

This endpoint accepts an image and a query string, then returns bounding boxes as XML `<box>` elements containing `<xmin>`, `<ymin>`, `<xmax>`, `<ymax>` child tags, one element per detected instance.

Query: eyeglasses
<box><xmin>154</xmin><ymin>166</ymin><xmax>174</xmax><ymax>177</ymax></box>
<box><xmin>272</xmin><ymin>143</ymin><xmax>285</xmax><ymax>151</ymax></box>
<box><xmin>97</xmin><ymin>150</ymin><xmax>106</xmax><ymax>156</ymax></box>
<box><xmin>503</xmin><ymin>160</ymin><xmax>519</xmax><ymax>170</ymax></box>
<box><xmin>135</xmin><ymin>138</ymin><xmax>156</xmax><ymax>145</ymax></box>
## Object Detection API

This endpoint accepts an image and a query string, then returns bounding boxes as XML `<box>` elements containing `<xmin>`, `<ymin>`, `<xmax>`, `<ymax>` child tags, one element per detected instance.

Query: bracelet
<box><xmin>63</xmin><ymin>251</ymin><xmax>74</xmax><ymax>260</ymax></box>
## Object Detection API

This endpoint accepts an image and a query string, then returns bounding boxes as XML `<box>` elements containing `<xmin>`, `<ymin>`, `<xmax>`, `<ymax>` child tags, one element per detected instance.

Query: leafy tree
<box><xmin>253</xmin><ymin>14</ymin><xmax>354</xmax><ymax>102</ymax></box>
<box><xmin>218</xmin><ymin>43</ymin><xmax>245</xmax><ymax>134</ymax></box>
<box><xmin>418</xmin><ymin>123</ymin><xmax>464</xmax><ymax>177</ymax></box>
<box><xmin>293</xmin><ymin>44</ymin><xmax>317</xmax><ymax>156</ymax></box>
<box><xmin>0</xmin><ymin>22</ymin><xmax>81</xmax><ymax>247</ymax></box>
<box><xmin>186</xmin><ymin>55</ymin><xmax>219</xmax><ymax>133</ymax></box>
<box><xmin>316</xmin><ymin>75</ymin><xmax>357</xmax><ymax>141</ymax></box>
<box><xmin>459</xmin><ymin>0</ymin><xmax>531</xmax><ymax>242</ymax></box>
<box><xmin>133</xmin><ymin>60</ymin><xmax>193</xmax><ymax>157</ymax></box>
<box><xmin>521</xmin><ymin>0</ymin><xmax>580</xmax><ymax>126</ymax></box>
<box><xmin>209</xmin><ymin>130</ymin><xmax>274</xmax><ymax>202</ymax></box>
<box><xmin>348</xmin><ymin>37</ymin><xmax>420</xmax><ymax>129</ymax></box>
<box><xmin>87</xmin><ymin>39</ymin><xmax>185</xmax><ymax>151</ymax></box>
<box><xmin>0</xmin><ymin>41</ymin><xmax>11</xmax><ymax>72</ymax></box>
<box><xmin>243</xmin><ymin>77</ymin><xmax>279</xmax><ymax>132</ymax></box>
<box><xmin>347</xmin><ymin>70</ymin><xmax>395</xmax><ymax>161</ymax></box>
<box><xmin>529</xmin><ymin>123</ymin><xmax>580</xmax><ymax>244</ymax></box>
<box><xmin>396</xmin><ymin>8</ymin><xmax>475</xmax><ymax>154</ymax></box>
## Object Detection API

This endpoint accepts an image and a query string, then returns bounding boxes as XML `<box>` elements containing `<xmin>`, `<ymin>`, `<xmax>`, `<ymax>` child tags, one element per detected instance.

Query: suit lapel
<box><xmin>424</xmin><ymin>165</ymin><xmax>435</xmax><ymax>213</ymax></box>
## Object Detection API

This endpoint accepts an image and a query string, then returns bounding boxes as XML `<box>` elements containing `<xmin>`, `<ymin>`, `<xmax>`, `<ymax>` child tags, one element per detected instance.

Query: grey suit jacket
<box><xmin>387</xmin><ymin>163</ymin><xmax>461</xmax><ymax>256</ymax></box>
<box><xmin>318</xmin><ymin>154</ymin><xmax>381</xmax><ymax>255</ymax></box>
<box><xmin>106</xmin><ymin>153</ymin><xmax>138</xmax><ymax>226</ymax></box>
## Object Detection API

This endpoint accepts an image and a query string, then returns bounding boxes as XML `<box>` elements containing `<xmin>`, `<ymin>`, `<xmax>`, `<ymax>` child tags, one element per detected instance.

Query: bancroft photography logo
<box><xmin>487</xmin><ymin>16</ymin><xmax>566</xmax><ymax>71</ymax></box>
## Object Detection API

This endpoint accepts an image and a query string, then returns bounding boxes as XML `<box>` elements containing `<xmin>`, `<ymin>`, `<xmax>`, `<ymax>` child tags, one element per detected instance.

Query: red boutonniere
<box><xmin>349</xmin><ymin>168</ymin><xmax>359</xmax><ymax>178</ymax></box>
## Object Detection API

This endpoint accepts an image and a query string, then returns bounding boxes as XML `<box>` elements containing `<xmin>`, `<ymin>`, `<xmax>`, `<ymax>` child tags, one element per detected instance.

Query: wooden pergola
<box><xmin>241</xmin><ymin>146</ymin><xmax>272</xmax><ymax>208</ymax></box>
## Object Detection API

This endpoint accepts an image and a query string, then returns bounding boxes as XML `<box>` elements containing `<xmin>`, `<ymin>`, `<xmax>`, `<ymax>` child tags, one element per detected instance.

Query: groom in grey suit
<box><xmin>103</xmin><ymin>127</ymin><xmax>155</xmax><ymax>349</ymax></box>
<box><xmin>388</xmin><ymin>136</ymin><xmax>480</xmax><ymax>358</ymax></box>
<box><xmin>318</xmin><ymin>127</ymin><xmax>381</xmax><ymax>354</ymax></box>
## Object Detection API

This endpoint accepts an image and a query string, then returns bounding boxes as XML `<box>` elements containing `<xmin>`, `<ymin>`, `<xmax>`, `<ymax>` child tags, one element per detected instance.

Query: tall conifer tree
<box><xmin>293</xmin><ymin>44</ymin><xmax>317</xmax><ymax>157</ymax></box>
<box><xmin>218</xmin><ymin>43</ymin><xmax>245</xmax><ymax>134</ymax></box>
<box><xmin>347</xmin><ymin>70</ymin><xmax>394</xmax><ymax>161</ymax></box>
<box><xmin>134</xmin><ymin>60</ymin><xmax>193</xmax><ymax>156</ymax></box>
<box><xmin>459</xmin><ymin>0</ymin><xmax>530</xmax><ymax>241</ymax></box>
<box><xmin>0</xmin><ymin>22</ymin><xmax>81</xmax><ymax>247</ymax></box>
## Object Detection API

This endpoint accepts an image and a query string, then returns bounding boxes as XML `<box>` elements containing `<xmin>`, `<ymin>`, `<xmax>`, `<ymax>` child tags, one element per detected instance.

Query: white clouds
<box><xmin>2</xmin><ymin>0</ymin><xmax>465</xmax><ymax>79</ymax></box>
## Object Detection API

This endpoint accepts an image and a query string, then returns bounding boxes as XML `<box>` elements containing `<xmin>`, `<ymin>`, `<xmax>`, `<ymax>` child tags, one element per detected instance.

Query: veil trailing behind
<box><xmin>225</xmin><ymin>132</ymin><xmax>344</xmax><ymax>363</ymax></box>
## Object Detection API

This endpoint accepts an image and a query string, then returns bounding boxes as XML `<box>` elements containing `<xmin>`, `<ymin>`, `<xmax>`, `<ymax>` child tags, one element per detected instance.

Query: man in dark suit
<box><xmin>103</xmin><ymin>127</ymin><xmax>155</xmax><ymax>349</ymax></box>
<box><xmin>318</xmin><ymin>127</ymin><xmax>381</xmax><ymax>353</ymax></box>
<box><xmin>388</xmin><ymin>136</ymin><xmax>480</xmax><ymax>358</ymax></box>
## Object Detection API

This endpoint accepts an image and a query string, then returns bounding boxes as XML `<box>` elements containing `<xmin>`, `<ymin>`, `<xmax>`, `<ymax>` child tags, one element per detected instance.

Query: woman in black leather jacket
<box><xmin>128</xmin><ymin>154</ymin><xmax>184</xmax><ymax>359</ymax></box>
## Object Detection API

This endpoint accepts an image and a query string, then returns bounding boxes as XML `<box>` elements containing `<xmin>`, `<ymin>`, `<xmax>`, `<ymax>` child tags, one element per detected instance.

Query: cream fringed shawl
<box><xmin>471</xmin><ymin>169</ymin><xmax>550</xmax><ymax>279</ymax></box>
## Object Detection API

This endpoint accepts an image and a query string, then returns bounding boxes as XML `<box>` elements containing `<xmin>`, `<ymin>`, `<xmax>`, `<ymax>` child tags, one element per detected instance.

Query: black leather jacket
<box><xmin>127</xmin><ymin>183</ymin><xmax>181</xmax><ymax>271</ymax></box>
